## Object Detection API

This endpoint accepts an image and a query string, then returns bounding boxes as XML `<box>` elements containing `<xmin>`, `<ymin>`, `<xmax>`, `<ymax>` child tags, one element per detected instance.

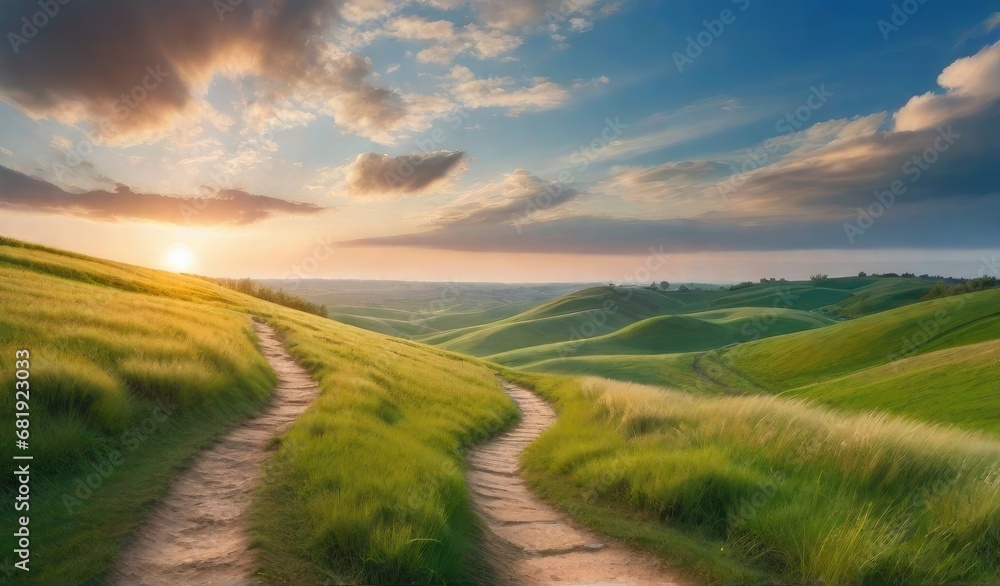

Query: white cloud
<box><xmin>985</xmin><ymin>12</ymin><xmax>1000</xmax><ymax>32</ymax></box>
<box><xmin>449</xmin><ymin>66</ymin><xmax>568</xmax><ymax>115</ymax></box>
<box><xmin>568</xmin><ymin>101</ymin><xmax>753</xmax><ymax>165</ymax></box>
<box><xmin>375</xmin><ymin>15</ymin><xmax>524</xmax><ymax>65</ymax></box>
<box><xmin>429</xmin><ymin>168</ymin><xmax>582</xmax><ymax>226</ymax></box>
<box><xmin>894</xmin><ymin>41</ymin><xmax>1000</xmax><ymax>132</ymax></box>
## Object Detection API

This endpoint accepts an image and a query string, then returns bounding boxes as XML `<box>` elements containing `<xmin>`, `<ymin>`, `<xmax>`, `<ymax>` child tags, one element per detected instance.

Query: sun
<box><xmin>163</xmin><ymin>244</ymin><xmax>196</xmax><ymax>273</ymax></box>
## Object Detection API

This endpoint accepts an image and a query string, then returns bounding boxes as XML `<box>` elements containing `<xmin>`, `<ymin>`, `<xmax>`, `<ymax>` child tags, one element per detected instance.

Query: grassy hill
<box><xmin>0</xmin><ymin>237</ymin><xmax>517</xmax><ymax>584</ymax></box>
<box><xmin>509</xmin><ymin>285</ymin><xmax>1000</xmax><ymax>436</ymax></box>
<box><xmin>710</xmin><ymin>289</ymin><xmax>1000</xmax><ymax>434</ymax></box>
<box><xmin>258</xmin><ymin>279</ymin><xmax>584</xmax><ymax>338</ymax></box>
<box><xmin>3</xmin><ymin>236</ymin><xmax>997</xmax><ymax>585</ymax></box>
<box><xmin>487</xmin><ymin>307</ymin><xmax>835</xmax><ymax>366</ymax></box>
<box><xmin>399</xmin><ymin>278</ymin><xmax>938</xmax><ymax>364</ymax></box>
<box><xmin>511</xmin><ymin>374</ymin><xmax>1000</xmax><ymax>586</ymax></box>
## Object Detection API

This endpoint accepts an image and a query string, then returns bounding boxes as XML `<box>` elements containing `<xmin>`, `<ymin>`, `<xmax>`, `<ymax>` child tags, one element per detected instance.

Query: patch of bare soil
<box><xmin>113</xmin><ymin>321</ymin><xmax>318</xmax><ymax>585</ymax></box>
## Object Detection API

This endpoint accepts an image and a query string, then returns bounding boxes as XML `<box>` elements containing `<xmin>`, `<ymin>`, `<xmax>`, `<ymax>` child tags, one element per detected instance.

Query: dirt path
<box><xmin>114</xmin><ymin>321</ymin><xmax>319</xmax><ymax>586</ymax></box>
<box><xmin>468</xmin><ymin>381</ymin><xmax>691</xmax><ymax>585</ymax></box>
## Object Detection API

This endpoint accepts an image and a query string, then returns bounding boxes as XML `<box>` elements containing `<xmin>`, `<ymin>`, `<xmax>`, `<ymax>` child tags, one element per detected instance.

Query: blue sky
<box><xmin>0</xmin><ymin>0</ymin><xmax>998</xmax><ymax>281</ymax></box>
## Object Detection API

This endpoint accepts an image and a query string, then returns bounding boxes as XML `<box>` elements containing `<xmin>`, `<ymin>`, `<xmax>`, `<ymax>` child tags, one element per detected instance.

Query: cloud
<box><xmin>894</xmin><ymin>41</ymin><xmax>1000</xmax><ymax>132</ymax></box>
<box><xmin>0</xmin><ymin>165</ymin><xmax>323</xmax><ymax>225</ymax></box>
<box><xmin>593</xmin><ymin>114</ymin><xmax>887</xmax><ymax>216</ymax></box>
<box><xmin>984</xmin><ymin>12</ymin><xmax>1000</xmax><ymax>33</ymax></box>
<box><xmin>596</xmin><ymin>45</ymin><xmax>1000</xmax><ymax>222</ymax></box>
<box><xmin>341</xmin><ymin>202</ymin><xmax>1000</xmax><ymax>254</ymax></box>
<box><xmin>571</xmin><ymin>99</ymin><xmax>756</xmax><ymax>165</ymax></box>
<box><xmin>449</xmin><ymin>66</ymin><xmax>568</xmax><ymax>114</ymax></box>
<box><xmin>473</xmin><ymin>0</ymin><xmax>604</xmax><ymax>29</ymax></box>
<box><xmin>345</xmin><ymin>151</ymin><xmax>467</xmax><ymax>197</ymax></box>
<box><xmin>420</xmin><ymin>169</ymin><xmax>582</xmax><ymax>227</ymax></box>
<box><xmin>342</xmin><ymin>44</ymin><xmax>1000</xmax><ymax>254</ymax></box>
<box><xmin>0</xmin><ymin>0</ymin><xmax>425</xmax><ymax>144</ymax></box>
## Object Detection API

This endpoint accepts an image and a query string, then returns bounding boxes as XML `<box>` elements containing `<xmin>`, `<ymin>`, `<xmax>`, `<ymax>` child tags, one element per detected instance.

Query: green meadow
<box><xmin>509</xmin><ymin>374</ymin><xmax>1000</xmax><ymax>585</ymax></box>
<box><xmin>0</xmin><ymin>238</ymin><xmax>516</xmax><ymax>584</ymax></box>
<box><xmin>2</xmin><ymin>236</ymin><xmax>998</xmax><ymax>585</ymax></box>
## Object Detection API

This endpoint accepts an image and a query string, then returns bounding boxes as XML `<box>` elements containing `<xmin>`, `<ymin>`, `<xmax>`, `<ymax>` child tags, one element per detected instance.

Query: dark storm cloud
<box><xmin>346</xmin><ymin>151</ymin><xmax>466</xmax><ymax>197</ymax></box>
<box><xmin>0</xmin><ymin>0</ymin><xmax>404</xmax><ymax>140</ymax></box>
<box><xmin>0</xmin><ymin>165</ymin><xmax>323</xmax><ymax>225</ymax></box>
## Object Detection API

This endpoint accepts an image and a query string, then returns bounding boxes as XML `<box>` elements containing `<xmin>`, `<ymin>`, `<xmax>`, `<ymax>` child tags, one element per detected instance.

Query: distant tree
<box><xmin>858</xmin><ymin>271</ymin><xmax>867</xmax><ymax>277</ymax></box>
<box><xmin>659</xmin><ymin>281</ymin><xmax>670</xmax><ymax>291</ymax></box>
<box><xmin>205</xmin><ymin>277</ymin><xmax>327</xmax><ymax>318</ymax></box>
<box><xmin>901</xmin><ymin>272</ymin><xmax>915</xmax><ymax>278</ymax></box>
<box><xmin>922</xmin><ymin>282</ymin><xmax>949</xmax><ymax>300</ymax></box>
<box><xmin>677</xmin><ymin>285</ymin><xmax>690</xmax><ymax>292</ymax></box>
<box><xmin>810</xmin><ymin>274</ymin><xmax>829</xmax><ymax>284</ymax></box>
<box><xmin>760</xmin><ymin>277</ymin><xmax>769</xmax><ymax>283</ymax></box>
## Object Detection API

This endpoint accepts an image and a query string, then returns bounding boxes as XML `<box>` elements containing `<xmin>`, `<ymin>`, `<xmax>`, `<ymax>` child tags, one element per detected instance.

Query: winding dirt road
<box><xmin>468</xmin><ymin>381</ymin><xmax>691</xmax><ymax>585</ymax></box>
<box><xmin>114</xmin><ymin>321</ymin><xmax>318</xmax><ymax>586</ymax></box>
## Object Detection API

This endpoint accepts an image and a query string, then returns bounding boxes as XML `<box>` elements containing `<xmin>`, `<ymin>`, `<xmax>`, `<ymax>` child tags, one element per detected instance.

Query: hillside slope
<box><xmin>488</xmin><ymin>307</ymin><xmax>835</xmax><ymax>366</ymax></box>
<box><xmin>0</xmin><ymin>237</ymin><xmax>517</xmax><ymax>584</ymax></box>
<box><xmin>416</xmin><ymin>278</ymin><xmax>936</xmax><ymax>362</ymax></box>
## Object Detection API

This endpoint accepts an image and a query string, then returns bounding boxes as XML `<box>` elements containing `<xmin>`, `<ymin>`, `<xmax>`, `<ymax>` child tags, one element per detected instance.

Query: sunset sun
<box><xmin>163</xmin><ymin>244</ymin><xmax>196</xmax><ymax>272</ymax></box>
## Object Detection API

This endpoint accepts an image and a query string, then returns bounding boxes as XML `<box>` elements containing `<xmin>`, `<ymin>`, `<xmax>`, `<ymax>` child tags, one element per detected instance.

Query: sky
<box><xmin>1</xmin><ymin>0</ymin><xmax>998</xmax><ymax>283</ymax></box>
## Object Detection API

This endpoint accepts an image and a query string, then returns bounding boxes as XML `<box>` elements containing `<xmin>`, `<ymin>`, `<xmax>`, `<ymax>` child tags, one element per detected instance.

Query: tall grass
<box><xmin>0</xmin><ymin>245</ymin><xmax>278</xmax><ymax>583</ymax></box>
<box><xmin>249</xmin><ymin>309</ymin><xmax>518</xmax><ymax>584</ymax></box>
<box><xmin>514</xmin><ymin>374</ymin><xmax>1000</xmax><ymax>585</ymax></box>
<box><xmin>0</xmin><ymin>257</ymin><xmax>276</xmax><ymax>475</ymax></box>
<box><xmin>0</xmin><ymin>238</ymin><xmax>517</xmax><ymax>584</ymax></box>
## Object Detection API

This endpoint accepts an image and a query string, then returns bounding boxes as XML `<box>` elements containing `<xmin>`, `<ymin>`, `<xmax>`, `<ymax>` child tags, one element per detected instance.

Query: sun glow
<box><xmin>163</xmin><ymin>244</ymin><xmax>196</xmax><ymax>272</ymax></box>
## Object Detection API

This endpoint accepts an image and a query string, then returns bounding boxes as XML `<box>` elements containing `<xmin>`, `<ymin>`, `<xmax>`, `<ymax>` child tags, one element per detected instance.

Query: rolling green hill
<box><xmin>487</xmin><ymin>307</ymin><xmax>835</xmax><ymax>366</ymax></box>
<box><xmin>396</xmin><ymin>278</ymin><xmax>939</xmax><ymax>364</ymax></box>
<box><xmin>709</xmin><ymin>289</ymin><xmax>1000</xmax><ymax>434</ymax></box>
<box><xmin>1</xmin><ymin>236</ymin><xmax>997</xmax><ymax>586</ymax></box>
<box><xmin>0</xmin><ymin>237</ymin><xmax>517</xmax><ymax>584</ymax></box>
<box><xmin>516</xmin><ymin>287</ymin><xmax>1000</xmax><ymax>435</ymax></box>
<box><xmin>718</xmin><ymin>289</ymin><xmax>1000</xmax><ymax>390</ymax></box>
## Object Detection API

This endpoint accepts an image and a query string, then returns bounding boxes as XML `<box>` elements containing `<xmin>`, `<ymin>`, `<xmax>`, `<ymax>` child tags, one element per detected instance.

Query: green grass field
<box><xmin>3</xmin><ymin>236</ymin><xmax>998</xmax><ymax>585</ymax></box>
<box><xmin>261</xmin><ymin>279</ymin><xmax>583</xmax><ymax>338</ymax></box>
<box><xmin>509</xmin><ymin>374</ymin><xmax>1000</xmax><ymax>585</ymax></box>
<box><xmin>709</xmin><ymin>289</ymin><xmax>1000</xmax><ymax>434</ymax></box>
<box><xmin>487</xmin><ymin>307</ymin><xmax>835</xmax><ymax>367</ymax></box>
<box><xmin>0</xmin><ymin>237</ymin><xmax>517</xmax><ymax>584</ymax></box>
<box><xmin>356</xmin><ymin>279</ymin><xmax>939</xmax><ymax>372</ymax></box>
